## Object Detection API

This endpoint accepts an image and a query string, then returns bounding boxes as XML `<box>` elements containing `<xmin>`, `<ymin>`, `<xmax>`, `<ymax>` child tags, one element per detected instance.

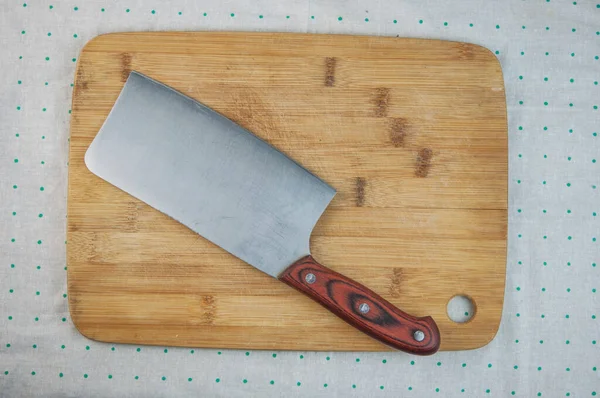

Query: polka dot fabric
<box><xmin>1</xmin><ymin>1</ymin><xmax>598</xmax><ymax>397</ymax></box>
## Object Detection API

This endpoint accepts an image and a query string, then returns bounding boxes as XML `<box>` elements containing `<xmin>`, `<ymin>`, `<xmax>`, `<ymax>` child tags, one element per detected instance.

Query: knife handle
<box><xmin>279</xmin><ymin>255</ymin><xmax>440</xmax><ymax>355</ymax></box>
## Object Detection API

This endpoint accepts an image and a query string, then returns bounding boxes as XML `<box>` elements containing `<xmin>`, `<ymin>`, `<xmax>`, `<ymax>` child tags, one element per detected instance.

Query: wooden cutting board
<box><xmin>67</xmin><ymin>32</ymin><xmax>507</xmax><ymax>351</ymax></box>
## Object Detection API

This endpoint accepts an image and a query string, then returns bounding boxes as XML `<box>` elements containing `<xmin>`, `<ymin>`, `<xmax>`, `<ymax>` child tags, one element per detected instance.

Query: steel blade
<box><xmin>84</xmin><ymin>71</ymin><xmax>336</xmax><ymax>277</ymax></box>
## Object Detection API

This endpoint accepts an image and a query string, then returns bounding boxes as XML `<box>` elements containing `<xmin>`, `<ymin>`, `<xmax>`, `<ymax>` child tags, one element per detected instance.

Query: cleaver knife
<box><xmin>84</xmin><ymin>71</ymin><xmax>440</xmax><ymax>355</ymax></box>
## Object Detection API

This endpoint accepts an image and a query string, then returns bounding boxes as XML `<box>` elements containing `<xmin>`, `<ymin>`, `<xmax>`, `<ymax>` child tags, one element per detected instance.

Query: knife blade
<box><xmin>84</xmin><ymin>71</ymin><xmax>440</xmax><ymax>355</ymax></box>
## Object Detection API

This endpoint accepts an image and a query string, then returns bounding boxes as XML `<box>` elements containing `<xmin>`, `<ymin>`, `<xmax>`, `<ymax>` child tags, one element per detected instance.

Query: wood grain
<box><xmin>67</xmin><ymin>32</ymin><xmax>507</xmax><ymax>351</ymax></box>
<box><xmin>280</xmin><ymin>256</ymin><xmax>440</xmax><ymax>355</ymax></box>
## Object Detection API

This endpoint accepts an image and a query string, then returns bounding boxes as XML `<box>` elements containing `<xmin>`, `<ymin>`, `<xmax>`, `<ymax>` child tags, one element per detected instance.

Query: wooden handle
<box><xmin>279</xmin><ymin>256</ymin><xmax>440</xmax><ymax>355</ymax></box>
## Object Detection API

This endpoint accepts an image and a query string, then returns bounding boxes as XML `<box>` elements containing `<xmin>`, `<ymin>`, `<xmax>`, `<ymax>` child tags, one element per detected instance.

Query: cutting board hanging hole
<box><xmin>447</xmin><ymin>295</ymin><xmax>476</xmax><ymax>323</ymax></box>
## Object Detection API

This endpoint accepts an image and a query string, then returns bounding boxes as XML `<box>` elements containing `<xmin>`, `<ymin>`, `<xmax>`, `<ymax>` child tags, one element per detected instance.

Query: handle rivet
<box><xmin>413</xmin><ymin>330</ymin><xmax>425</xmax><ymax>342</ymax></box>
<box><xmin>358</xmin><ymin>303</ymin><xmax>370</xmax><ymax>314</ymax></box>
<box><xmin>305</xmin><ymin>273</ymin><xmax>316</xmax><ymax>284</ymax></box>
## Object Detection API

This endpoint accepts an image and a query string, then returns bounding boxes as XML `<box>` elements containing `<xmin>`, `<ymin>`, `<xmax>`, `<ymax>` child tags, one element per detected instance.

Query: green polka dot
<box><xmin>108</xmin><ymin>374</ymin><xmax>112</xmax><ymax>379</ymax></box>
<box><xmin>272</xmin><ymin>353</ymin><xmax>276</xmax><ymax>358</ymax></box>
<box><xmin>188</xmin><ymin>377</ymin><xmax>192</xmax><ymax>382</ymax></box>
<box><xmin>164</xmin><ymin>348</ymin><xmax>168</xmax><ymax>353</ymax></box>
<box><xmin>85</xmin><ymin>346</ymin><xmax>90</xmax><ymax>350</ymax></box>
<box><xmin>203</xmin><ymin>12</ymin><xmax>207</xmax><ymax>16</ymax></box>
<box><xmin>84</xmin><ymin>374</ymin><xmax>88</xmax><ymax>378</ymax></box>
<box><xmin>337</xmin><ymin>16</ymin><xmax>342</xmax><ymax>21</ymax></box>
<box><xmin>151</xmin><ymin>10</ymin><xmax>156</xmax><ymax>14</ymax></box>
<box><xmin>31</xmin><ymin>371</ymin><xmax>36</xmax><ymax>376</ymax></box>
<box><xmin>259</xmin><ymin>15</ymin><xmax>263</xmax><ymax>18</ymax></box>
<box><xmin>270</xmin><ymin>380</ymin><xmax>274</xmax><ymax>385</ymax></box>
<box><xmin>74</xmin><ymin>6</ymin><xmax>78</xmax><ymax>11</ymax></box>
<box><xmin>444</xmin><ymin>22</ymin><xmax>448</xmax><ymax>26</ymax></box>
<box><xmin>297</xmin><ymin>382</ymin><xmax>301</xmax><ymax>386</ymax></box>
<box><xmin>245</xmin><ymin>351</ymin><xmax>249</xmax><ymax>356</ymax></box>
<box><xmin>243</xmin><ymin>379</ymin><xmax>247</xmax><ymax>383</ymax></box>
<box><xmin>126</xmin><ymin>9</ymin><xmax>130</xmax><ymax>12</ymax></box>
<box><xmin>135</xmin><ymin>376</ymin><xmax>139</xmax><ymax>380</ymax></box>
<box><xmin>61</xmin><ymin>345</ymin><xmax>65</xmax><ymax>349</ymax></box>
<box><xmin>216</xmin><ymin>378</ymin><xmax>220</xmax><ymax>383</ymax></box>
<box><xmin>136</xmin><ymin>348</ymin><xmax>141</xmax><ymax>352</ymax></box>
<box><xmin>324</xmin><ymin>384</ymin><xmax>328</xmax><ymax>387</ymax></box>
<box><xmin>161</xmin><ymin>376</ymin><xmax>166</xmax><ymax>381</ymax></box>
<box><xmin>356</xmin><ymin>358</ymin><xmax>360</xmax><ymax>362</ymax></box>
<box><xmin>37</xmin><ymin>240</ymin><xmax>42</xmax><ymax>244</ymax></box>
<box><xmin>230</xmin><ymin>13</ymin><xmax>235</xmax><ymax>17</ymax></box>
<box><xmin>419</xmin><ymin>19</ymin><xmax>423</xmax><ymax>24</ymax></box>
<box><xmin>299</xmin><ymin>355</ymin><xmax>303</xmax><ymax>359</ymax></box>
<box><xmin>364</xmin><ymin>18</ymin><xmax>369</xmax><ymax>22</ymax></box>
<box><xmin>382</xmin><ymin>359</ymin><xmax>387</xmax><ymax>363</ymax></box>
<box><xmin>437</xmin><ymin>361</ymin><xmax>442</xmax><ymax>366</ymax></box>
<box><xmin>59</xmin><ymin>372</ymin><xmax>63</xmax><ymax>378</ymax></box>
<box><xmin>101</xmin><ymin>8</ymin><xmax>105</xmax><ymax>12</ymax></box>
<box><xmin>62</xmin><ymin>318</ymin><xmax>66</xmax><ymax>322</ymax></box>
<box><xmin>380</xmin><ymin>386</ymin><xmax>385</xmax><ymax>390</ymax></box>
<box><xmin>190</xmin><ymin>349</ymin><xmax>194</xmax><ymax>354</ymax></box>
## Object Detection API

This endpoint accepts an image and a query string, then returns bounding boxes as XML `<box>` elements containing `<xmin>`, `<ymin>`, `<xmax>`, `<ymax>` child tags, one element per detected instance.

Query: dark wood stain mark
<box><xmin>373</xmin><ymin>88</ymin><xmax>390</xmax><ymax>117</ymax></box>
<box><xmin>121</xmin><ymin>53</ymin><xmax>132</xmax><ymax>82</ymax></box>
<box><xmin>356</xmin><ymin>177</ymin><xmax>367</xmax><ymax>207</ymax></box>
<box><xmin>72</xmin><ymin>66</ymin><xmax>89</xmax><ymax>103</ymax></box>
<box><xmin>415</xmin><ymin>148</ymin><xmax>433</xmax><ymax>178</ymax></box>
<box><xmin>325</xmin><ymin>57</ymin><xmax>336</xmax><ymax>87</ymax></box>
<box><xmin>201</xmin><ymin>295</ymin><xmax>216</xmax><ymax>325</ymax></box>
<box><xmin>389</xmin><ymin>118</ymin><xmax>409</xmax><ymax>147</ymax></box>
<box><xmin>388</xmin><ymin>268</ymin><xmax>403</xmax><ymax>298</ymax></box>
